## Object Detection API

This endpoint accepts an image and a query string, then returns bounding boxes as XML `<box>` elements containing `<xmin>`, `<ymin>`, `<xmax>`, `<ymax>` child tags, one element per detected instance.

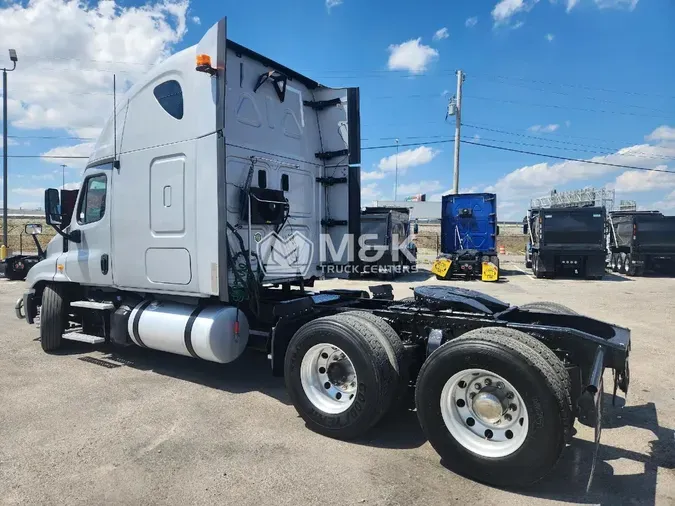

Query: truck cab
<box><xmin>360</xmin><ymin>206</ymin><xmax>417</xmax><ymax>278</ymax></box>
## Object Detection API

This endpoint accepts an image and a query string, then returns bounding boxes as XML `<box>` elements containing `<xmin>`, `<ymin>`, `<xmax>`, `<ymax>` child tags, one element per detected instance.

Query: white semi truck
<box><xmin>15</xmin><ymin>17</ymin><xmax>631</xmax><ymax>488</ymax></box>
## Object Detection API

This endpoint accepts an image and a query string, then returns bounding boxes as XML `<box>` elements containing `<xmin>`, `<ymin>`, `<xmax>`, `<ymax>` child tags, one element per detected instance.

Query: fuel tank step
<box><xmin>62</xmin><ymin>331</ymin><xmax>105</xmax><ymax>344</ymax></box>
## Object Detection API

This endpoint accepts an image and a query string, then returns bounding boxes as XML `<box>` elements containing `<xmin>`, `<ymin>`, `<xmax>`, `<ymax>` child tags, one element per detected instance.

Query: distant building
<box><xmin>373</xmin><ymin>200</ymin><xmax>442</xmax><ymax>222</ymax></box>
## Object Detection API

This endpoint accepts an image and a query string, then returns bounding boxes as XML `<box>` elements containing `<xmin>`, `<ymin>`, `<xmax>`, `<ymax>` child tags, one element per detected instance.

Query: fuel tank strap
<box><xmin>184</xmin><ymin>306</ymin><xmax>206</xmax><ymax>359</ymax></box>
<box><xmin>132</xmin><ymin>300</ymin><xmax>153</xmax><ymax>348</ymax></box>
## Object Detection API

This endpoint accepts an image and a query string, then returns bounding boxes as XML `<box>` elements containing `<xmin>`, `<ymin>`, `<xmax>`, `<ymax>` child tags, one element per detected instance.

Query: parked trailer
<box><xmin>525</xmin><ymin>206</ymin><xmax>606</xmax><ymax>279</ymax></box>
<box><xmin>607</xmin><ymin>210</ymin><xmax>675</xmax><ymax>276</ymax></box>
<box><xmin>14</xmin><ymin>17</ymin><xmax>630</xmax><ymax>489</ymax></box>
<box><xmin>432</xmin><ymin>193</ymin><xmax>500</xmax><ymax>282</ymax></box>
<box><xmin>360</xmin><ymin>206</ymin><xmax>417</xmax><ymax>279</ymax></box>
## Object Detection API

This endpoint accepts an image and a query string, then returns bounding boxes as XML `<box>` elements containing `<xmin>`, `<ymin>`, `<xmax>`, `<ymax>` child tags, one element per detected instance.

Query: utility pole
<box><xmin>452</xmin><ymin>70</ymin><xmax>464</xmax><ymax>195</ymax></box>
<box><xmin>2</xmin><ymin>49</ymin><xmax>18</xmax><ymax>253</ymax></box>
<box><xmin>61</xmin><ymin>164</ymin><xmax>67</xmax><ymax>190</ymax></box>
<box><xmin>394</xmin><ymin>138</ymin><xmax>399</xmax><ymax>201</ymax></box>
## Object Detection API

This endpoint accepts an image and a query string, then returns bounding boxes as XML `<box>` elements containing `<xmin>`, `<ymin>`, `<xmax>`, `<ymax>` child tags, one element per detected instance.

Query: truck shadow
<box><xmin>98</xmin><ymin>346</ymin><xmax>293</xmax><ymax>405</ymax></box>
<box><xmin>512</xmin><ymin>396</ymin><xmax>672</xmax><ymax>505</ymax></box>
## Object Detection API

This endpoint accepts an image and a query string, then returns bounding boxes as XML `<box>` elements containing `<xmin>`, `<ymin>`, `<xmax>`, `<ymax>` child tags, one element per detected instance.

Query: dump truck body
<box><xmin>526</xmin><ymin>206</ymin><xmax>606</xmax><ymax>279</ymax></box>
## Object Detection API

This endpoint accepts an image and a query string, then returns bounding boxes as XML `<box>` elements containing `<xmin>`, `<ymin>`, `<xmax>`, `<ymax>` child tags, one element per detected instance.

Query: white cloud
<box><xmin>651</xmin><ymin>190</ymin><xmax>675</xmax><ymax>211</ymax></box>
<box><xmin>646</xmin><ymin>125</ymin><xmax>675</xmax><ymax>143</ymax></box>
<box><xmin>594</xmin><ymin>0</ymin><xmax>639</xmax><ymax>10</ymax></box>
<box><xmin>433</xmin><ymin>27</ymin><xmax>449</xmax><ymax>41</ymax></box>
<box><xmin>465</xmin><ymin>17</ymin><xmax>478</xmax><ymax>28</ymax></box>
<box><xmin>361</xmin><ymin>171</ymin><xmax>387</xmax><ymax>181</ymax></box>
<box><xmin>528</xmin><ymin>124</ymin><xmax>560</xmax><ymax>133</ymax></box>
<box><xmin>397</xmin><ymin>180</ymin><xmax>443</xmax><ymax>196</ymax></box>
<box><xmin>40</xmin><ymin>142</ymin><xmax>96</xmax><ymax>168</ymax></box>
<box><xmin>511</xmin><ymin>20</ymin><xmax>526</xmax><ymax>29</ymax></box>
<box><xmin>31</xmin><ymin>174</ymin><xmax>56</xmax><ymax>181</ymax></box>
<box><xmin>441</xmin><ymin>89</ymin><xmax>450</xmax><ymax>96</ymax></box>
<box><xmin>546</xmin><ymin>33</ymin><xmax>555</xmax><ymax>42</ymax></box>
<box><xmin>566</xmin><ymin>0</ymin><xmax>581</xmax><ymax>12</ymax></box>
<box><xmin>361</xmin><ymin>183</ymin><xmax>381</xmax><ymax>202</ymax></box>
<box><xmin>485</xmin><ymin>140</ymin><xmax>675</xmax><ymax>201</ymax></box>
<box><xmin>12</xmin><ymin>187</ymin><xmax>45</xmax><ymax>197</ymax></box>
<box><xmin>377</xmin><ymin>146</ymin><xmax>440</xmax><ymax>172</ymax></box>
<box><xmin>614</xmin><ymin>168</ymin><xmax>675</xmax><ymax>192</ymax></box>
<box><xmin>565</xmin><ymin>120</ymin><xmax>572</xmax><ymax>128</ymax></box>
<box><xmin>387</xmin><ymin>38</ymin><xmax>439</xmax><ymax>74</ymax></box>
<box><xmin>492</xmin><ymin>0</ymin><xmax>539</xmax><ymax>26</ymax></box>
<box><xmin>0</xmin><ymin>0</ymin><xmax>188</xmax><ymax>145</ymax></box>
<box><xmin>326</xmin><ymin>0</ymin><xmax>343</xmax><ymax>10</ymax></box>
<box><xmin>191</xmin><ymin>16</ymin><xmax>200</xmax><ymax>24</ymax></box>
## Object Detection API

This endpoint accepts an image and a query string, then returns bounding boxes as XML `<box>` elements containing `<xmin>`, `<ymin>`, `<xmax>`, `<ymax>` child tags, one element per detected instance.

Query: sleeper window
<box><xmin>153</xmin><ymin>80</ymin><xmax>184</xmax><ymax>120</ymax></box>
<box><xmin>281</xmin><ymin>174</ymin><xmax>289</xmax><ymax>191</ymax></box>
<box><xmin>77</xmin><ymin>174</ymin><xmax>108</xmax><ymax>225</ymax></box>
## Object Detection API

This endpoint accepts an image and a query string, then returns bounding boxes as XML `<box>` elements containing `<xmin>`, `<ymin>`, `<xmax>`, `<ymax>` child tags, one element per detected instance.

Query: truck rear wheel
<box><xmin>343</xmin><ymin>311</ymin><xmax>409</xmax><ymax>409</ymax></box>
<box><xmin>284</xmin><ymin>314</ymin><xmax>400</xmax><ymax>439</ymax></box>
<box><xmin>415</xmin><ymin>328</ymin><xmax>568</xmax><ymax>487</ymax></box>
<box><xmin>532</xmin><ymin>253</ymin><xmax>544</xmax><ymax>278</ymax></box>
<box><xmin>40</xmin><ymin>284</ymin><xmax>68</xmax><ymax>352</ymax></box>
<box><xmin>624</xmin><ymin>253</ymin><xmax>638</xmax><ymax>276</ymax></box>
<box><xmin>611</xmin><ymin>253</ymin><xmax>620</xmax><ymax>272</ymax></box>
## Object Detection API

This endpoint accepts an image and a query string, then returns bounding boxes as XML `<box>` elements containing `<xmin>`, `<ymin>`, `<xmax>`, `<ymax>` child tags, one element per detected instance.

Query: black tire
<box><xmin>532</xmin><ymin>253</ymin><xmax>543</xmax><ymax>278</ymax></box>
<box><xmin>435</xmin><ymin>274</ymin><xmax>445</xmax><ymax>280</ymax></box>
<box><xmin>611</xmin><ymin>253</ymin><xmax>619</xmax><ymax>272</ymax></box>
<box><xmin>343</xmin><ymin>311</ymin><xmax>409</xmax><ymax>409</ymax></box>
<box><xmin>519</xmin><ymin>301</ymin><xmax>578</xmax><ymax>315</ymax></box>
<box><xmin>625</xmin><ymin>253</ymin><xmax>638</xmax><ymax>276</ymax></box>
<box><xmin>415</xmin><ymin>329</ymin><xmax>569</xmax><ymax>487</ymax></box>
<box><xmin>40</xmin><ymin>284</ymin><xmax>68</xmax><ymax>352</ymax></box>
<box><xmin>619</xmin><ymin>253</ymin><xmax>628</xmax><ymax>274</ymax></box>
<box><xmin>475</xmin><ymin>327</ymin><xmax>573</xmax><ymax>437</ymax></box>
<box><xmin>284</xmin><ymin>314</ymin><xmax>399</xmax><ymax>439</ymax></box>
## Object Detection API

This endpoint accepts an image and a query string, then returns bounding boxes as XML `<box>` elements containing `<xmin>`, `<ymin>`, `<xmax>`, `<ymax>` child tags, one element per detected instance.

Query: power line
<box><xmin>464</xmin><ymin>94</ymin><xmax>672</xmax><ymax>119</ymax></box>
<box><xmin>6</xmin><ymin>134</ymin><xmax>96</xmax><ymax>141</ymax></box>
<box><xmin>461</xmin><ymin>125</ymin><xmax>674</xmax><ymax>161</ymax></box>
<box><xmin>461</xmin><ymin>139</ymin><xmax>675</xmax><ymax>173</ymax></box>
<box><xmin>6</xmin><ymin>155</ymin><xmax>89</xmax><ymax>159</ymax></box>
<box><xmin>471</xmin><ymin>75</ymin><xmax>673</xmax><ymax>113</ymax></box>
<box><xmin>470</xmin><ymin>72</ymin><xmax>675</xmax><ymax>100</ymax></box>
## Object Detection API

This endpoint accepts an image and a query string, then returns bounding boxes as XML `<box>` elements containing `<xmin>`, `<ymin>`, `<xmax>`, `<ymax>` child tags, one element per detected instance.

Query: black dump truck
<box><xmin>607</xmin><ymin>210</ymin><xmax>675</xmax><ymax>276</ymax></box>
<box><xmin>525</xmin><ymin>206</ymin><xmax>606</xmax><ymax>279</ymax></box>
<box><xmin>360</xmin><ymin>206</ymin><xmax>417</xmax><ymax>278</ymax></box>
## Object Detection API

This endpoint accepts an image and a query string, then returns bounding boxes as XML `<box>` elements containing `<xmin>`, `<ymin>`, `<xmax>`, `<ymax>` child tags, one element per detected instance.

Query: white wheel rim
<box><xmin>440</xmin><ymin>368</ymin><xmax>529</xmax><ymax>458</ymax></box>
<box><xmin>300</xmin><ymin>343</ymin><xmax>358</xmax><ymax>414</ymax></box>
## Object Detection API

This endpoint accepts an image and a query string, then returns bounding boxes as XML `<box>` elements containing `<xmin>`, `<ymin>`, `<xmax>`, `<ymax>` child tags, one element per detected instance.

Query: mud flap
<box><xmin>586</xmin><ymin>376</ymin><xmax>604</xmax><ymax>492</ymax></box>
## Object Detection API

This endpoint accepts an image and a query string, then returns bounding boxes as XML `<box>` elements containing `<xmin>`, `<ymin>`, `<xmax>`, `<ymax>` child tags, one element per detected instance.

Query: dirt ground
<box><xmin>1</xmin><ymin>256</ymin><xmax>674</xmax><ymax>505</ymax></box>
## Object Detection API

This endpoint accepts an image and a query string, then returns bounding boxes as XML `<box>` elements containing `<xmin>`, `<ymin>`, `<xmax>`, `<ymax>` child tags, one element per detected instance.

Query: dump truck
<box><xmin>13</xmin><ymin>17</ymin><xmax>630</xmax><ymax>488</ymax></box>
<box><xmin>431</xmin><ymin>193</ymin><xmax>500</xmax><ymax>281</ymax></box>
<box><xmin>607</xmin><ymin>210</ymin><xmax>675</xmax><ymax>276</ymax></box>
<box><xmin>525</xmin><ymin>206</ymin><xmax>606</xmax><ymax>279</ymax></box>
<box><xmin>360</xmin><ymin>206</ymin><xmax>417</xmax><ymax>278</ymax></box>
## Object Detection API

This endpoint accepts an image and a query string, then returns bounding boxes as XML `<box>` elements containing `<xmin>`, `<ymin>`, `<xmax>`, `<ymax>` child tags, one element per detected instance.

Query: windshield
<box><xmin>361</xmin><ymin>216</ymin><xmax>389</xmax><ymax>246</ymax></box>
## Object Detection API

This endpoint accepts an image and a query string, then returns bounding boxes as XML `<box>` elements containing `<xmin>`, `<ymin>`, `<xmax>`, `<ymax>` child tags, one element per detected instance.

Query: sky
<box><xmin>0</xmin><ymin>0</ymin><xmax>674</xmax><ymax>219</ymax></box>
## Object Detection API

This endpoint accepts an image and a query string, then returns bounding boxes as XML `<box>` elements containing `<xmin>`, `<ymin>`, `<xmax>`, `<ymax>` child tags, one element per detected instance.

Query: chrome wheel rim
<box><xmin>300</xmin><ymin>343</ymin><xmax>357</xmax><ymax>414</ymax></box>
<box><xmin>440</xmin><ymin>368</ymin><xmax>529</xmax><ymax>458</ymax></box>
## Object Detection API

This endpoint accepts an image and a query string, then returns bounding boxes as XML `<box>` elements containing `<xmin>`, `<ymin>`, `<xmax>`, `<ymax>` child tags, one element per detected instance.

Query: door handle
<box><xmin>101</xmin><ymin>254</ymin><xmax>109</xmax><ymax>275</ymax></box>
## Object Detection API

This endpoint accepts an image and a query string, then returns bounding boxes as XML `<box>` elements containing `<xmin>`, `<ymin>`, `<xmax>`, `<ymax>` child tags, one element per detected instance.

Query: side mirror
<box><xmin>496</xmin><ymin>225</ymin><xmax>500</xmax><ymax>236</ymax></box>
<box><xmin>24</xmin><ymin>223</ymin><xmax>42</xmax><ymax>235</ymax></box>
<box><xmin>413</xmin><ymin>223</ymin><xmax>419</xmax><ymax>234</ymax></box>
<box><xmin>523</xmin><ymin>223</ymin><xmax>528</xmax><ymax>235</ymax></box>
<box><xmin>45</xmin><ymin>188</ymin><xmax>61</xmax><ymax>226</ymax></box>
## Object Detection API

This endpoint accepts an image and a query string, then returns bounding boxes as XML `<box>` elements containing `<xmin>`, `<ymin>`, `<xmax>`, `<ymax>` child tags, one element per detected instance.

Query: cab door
<box><xmin>64</xmin><ymin>162</ymin><xmax>113</xmax><ymax>286</ymax></box>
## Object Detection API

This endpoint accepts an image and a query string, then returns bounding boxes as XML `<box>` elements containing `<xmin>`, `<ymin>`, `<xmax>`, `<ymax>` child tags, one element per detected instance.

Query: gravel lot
<box><xmin>1</xmin><ymin>256</ymin><xmax>674</xmax><ymax>505</ymax></box>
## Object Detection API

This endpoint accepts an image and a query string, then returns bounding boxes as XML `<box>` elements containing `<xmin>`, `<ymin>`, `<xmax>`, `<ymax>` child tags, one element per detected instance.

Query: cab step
<box><xmin>62</xmin><ymin>331</ymin><xmax>105</xmax><ymax>344</ymax></box>
<box><xmin>70</xmin><ymin>301</ymin><xmax>115</xmax><ymax>310</ymax></box>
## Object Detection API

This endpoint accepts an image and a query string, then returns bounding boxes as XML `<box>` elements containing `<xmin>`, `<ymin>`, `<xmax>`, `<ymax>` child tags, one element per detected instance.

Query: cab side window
<box><xmin>153</xmin><ymin>80</ymin><xmax>184</xmax><ymax>120</ymax></box>
<box><xmin>77</xmin><ymin>174</ymin><xmax>108</xmax><ymax>225</ymax></box>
